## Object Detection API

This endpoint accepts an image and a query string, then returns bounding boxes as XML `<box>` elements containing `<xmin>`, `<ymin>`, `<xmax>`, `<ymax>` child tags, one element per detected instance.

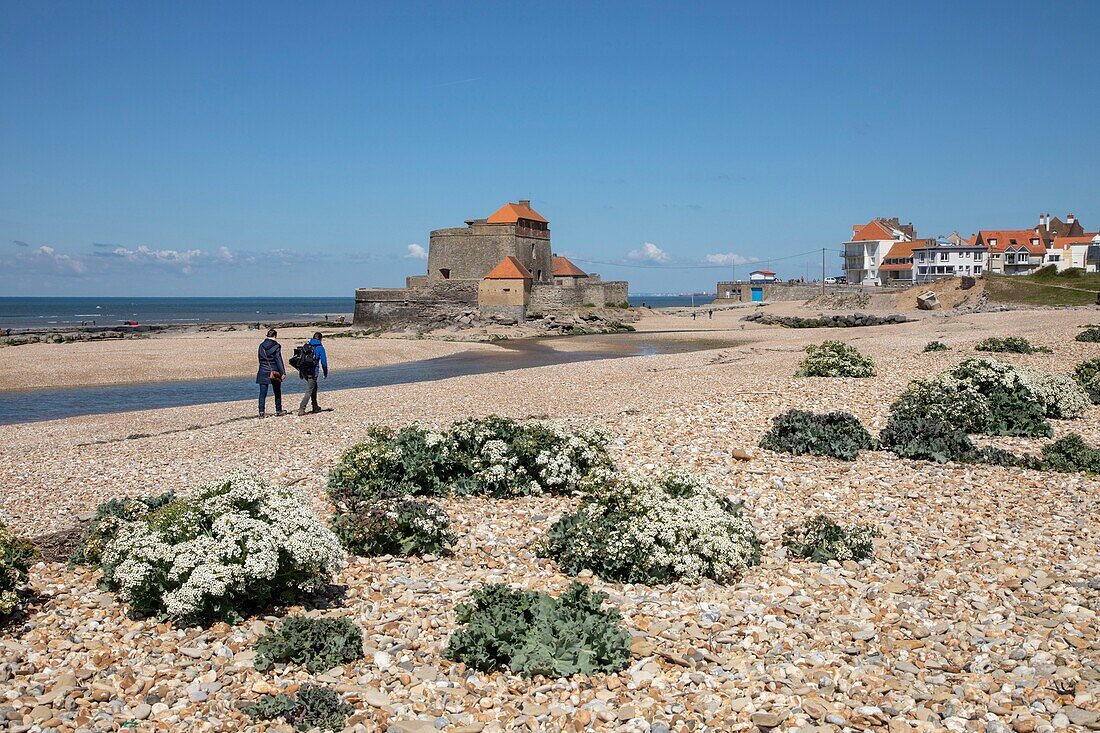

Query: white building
<box><xmin>912</xmin><ymin>239</ymin><xmax>988</xmax><ymax>283</ymax></box>
<box><xmin>843</xmin><ymin>218</ymin><xmax>915</xmax><ymax>286</ymax></box>
<box><xmin>1054</xmin><ymin>234</ymin><xmax>1100</xmax><ymax>271</ymax></box>
<box><xmin>748</xmin><ymin>269</ymin><xmax>777</xmax><ymax>283</ymax></box>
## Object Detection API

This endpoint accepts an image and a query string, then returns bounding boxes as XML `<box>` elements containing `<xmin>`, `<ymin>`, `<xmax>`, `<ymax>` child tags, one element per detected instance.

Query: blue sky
<box><xmin>2</xmin><ymin>1</ymin><xmax>1098</xmax><ymax>296</ymax></box>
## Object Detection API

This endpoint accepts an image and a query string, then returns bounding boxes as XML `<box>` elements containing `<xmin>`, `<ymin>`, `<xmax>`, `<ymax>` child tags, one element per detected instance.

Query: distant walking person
<box><xmin>257</xmin><ymin>329</ymin><xmax>286</xmax><ymax>418</ymax></box>
<box><xmin>291</xmin><ymin>332</ymin><xmax>328</xmax><ymax>416</ymax></box>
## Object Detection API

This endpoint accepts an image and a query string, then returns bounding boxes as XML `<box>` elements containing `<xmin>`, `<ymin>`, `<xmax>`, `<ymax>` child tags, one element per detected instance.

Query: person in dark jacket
<box><xmin>297</xmin><ymin>332</ymin><xmax>329</xmax><ymax>415</ymax></box>
<box><xmin>257</xmin><ymin>329</ymin><xmax>286</xmax><ymax>417</ymax></box>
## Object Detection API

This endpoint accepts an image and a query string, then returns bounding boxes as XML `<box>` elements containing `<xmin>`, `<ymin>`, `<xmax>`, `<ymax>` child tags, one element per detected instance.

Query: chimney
<box><xmin>1039</xmin><ymin>213</ymin><xmax>1046</xmax><ymax>229</ymax></box>
<box><xmin>1068</xmin><ymin>213</ymin><xmax>1076</xmax><ymax>224</ymax></box>
<box><xmin>518</xmin><ymin>199</ymin><xmax>531</xmax><ymax>209</ymax></box>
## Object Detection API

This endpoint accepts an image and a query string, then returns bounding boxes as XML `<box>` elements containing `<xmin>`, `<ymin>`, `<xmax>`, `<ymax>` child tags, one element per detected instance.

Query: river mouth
<box><xmin>1</xmin><ymin>333</ymin><xmax>746</xmax><ymax>425</ymax></box>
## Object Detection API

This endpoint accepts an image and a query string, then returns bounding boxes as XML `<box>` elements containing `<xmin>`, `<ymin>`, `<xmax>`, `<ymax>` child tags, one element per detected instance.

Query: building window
<box><xmin>975</xmin><ymin>252</ymin><xmax>984</xmax><ymax>261</ymax></box>
<box><xmin>974</xmin><ymin>266</ymin><xmax>982</xmax><ymax>275</ymax></box>
<box><xmin>439</xmin><ymin>268</ymin><xmax>451</xmax><ymax>279</ymax></box>
<box><xmin>940</xmin><ymin>252</ymin><xmax>949</xmax><ymax>261</ymax></box>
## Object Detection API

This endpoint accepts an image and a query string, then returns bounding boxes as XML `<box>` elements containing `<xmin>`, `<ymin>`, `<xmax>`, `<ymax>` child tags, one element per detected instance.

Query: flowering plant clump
<box><xmin>974</xmin><ymin>336</ymin><xmax>1051</xmax><ymax>354</ymax></box>
<box><xmin>328</xmin><ymin>417</ymin><xmax>613</xmax><ymax>502</ymax></box>
<box><xmin>70</xmin><ymin>491</ymin><xmax>175</xmax><ymax>566</ymax></box>
<box><xmin>1</xmin><ymin>522</ymin><xmax>37</xmax><ymax>619</ymax></box>
<box><xmin>795</xmin><ymin>340</ymin><xmax>876</xmax><ymax>378</ymax></box>
<box><xmin>99</xmin><ymin>471</ymin><xmax>345</xmax><ymax>623</ymax></box>
<box><xmin>444</xmin><ymin>582</ymin><xmax>631</xmax><ymax>678</ymax></box>
<box><xmin>889</xmin><ymin>358</ymin><xmax>1051</xmax><ymax>437</ymax></box>
<box><xmin>1073</xmin><ymin>358</ymin><xmax>1100</xmax><ymax>404</ymax></box>
<box><xmin>254</xmin><ymin>616</ymin><xmax>364</xmax><ymax>673</ymax></box>
<box><xmin>759</xmin><ymin>410</ymin><xmax>876</xmax><ymax>461</ymax></box>
<box><xmin>541</xmin><ymin>471</ymin><xmax>761</xmax><ymax>584</ymax></box>
<box><xmin>923</xmin><ymin>340</ymin><xmax>950</xmax><ymax>352</ymax></box>
<box><xmin>244</xmin><ymin>683</ymin><xmax>353</xmax><ymax>732</ymax></box>
<box><xmin>331</xmin><ymin>498</ymin><xmax>455</xmax><ymax>557</ymax></box>
<box><xmin>1018</xmin><ymin>367</ymin><xmax>1091</xmax><ymax>419</ymax></box>
<box><xmin>782</xmin><ymin>514</ymin><xmax>878</xmax><ymax>563</ymax></box>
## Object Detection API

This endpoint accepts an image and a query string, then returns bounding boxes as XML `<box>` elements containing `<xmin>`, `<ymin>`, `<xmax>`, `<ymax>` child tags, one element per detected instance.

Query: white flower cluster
<box><xmin>795</xmin><ymin>341</ymin><xmax>876</xmax><ymax>378</ymax></box>
<box><xmin>1018</xmin><ymin>367</ymin><xmax>1091</xmax><ymax>419</ymax></box>
<box><xmin>548</xmin><ymin>472</ymin><xmax>760</xmax><ymax>583</ymax></box>
<box><xmin>101</xmin><ymin>470</ymin><xmax>344</xmax><ymax>620</ymax></box>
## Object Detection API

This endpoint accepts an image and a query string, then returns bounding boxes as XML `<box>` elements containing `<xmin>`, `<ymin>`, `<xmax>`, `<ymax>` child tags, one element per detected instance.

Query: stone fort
<box><xmin>354</xmin><ymin>200</ymin><xmax>628</xmax><ymax>326</ymax></box>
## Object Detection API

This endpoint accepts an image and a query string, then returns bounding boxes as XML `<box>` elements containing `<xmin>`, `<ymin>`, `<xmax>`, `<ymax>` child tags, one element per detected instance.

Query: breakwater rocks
<box><xmin>0</xmin><ymin>326</ymin><xmax>164</xmax><ymax>348</ymax></box>
<box><xmin>741</xmin><ymin>312</ymin><xmax>910</xmax><ymax>328</ymax></box>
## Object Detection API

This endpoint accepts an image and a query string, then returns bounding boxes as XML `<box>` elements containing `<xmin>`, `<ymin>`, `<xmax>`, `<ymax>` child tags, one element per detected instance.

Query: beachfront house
<box><xmin>748</xmin><ymin>270</ymin><xmax>777</xmax><ymax>284</ymax></box>
<box><xmin>912</xmin><ymin>237</ymin><xmax>988</xmax><ymax>283</ymax></box>
<box><xmin>843</xmin><ymin>218</ymin><xmax>916</xmax><ymax>286</ymax></box>
<box><xmin>975</xmin><ymin>230</ymin><xmax>1046</xmax><ymax>275</ymax></box>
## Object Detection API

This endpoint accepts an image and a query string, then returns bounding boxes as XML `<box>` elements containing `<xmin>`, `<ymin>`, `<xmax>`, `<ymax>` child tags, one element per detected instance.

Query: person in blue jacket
<box><xmin>256</xmin><ymin>329</ymin><xmax>286</xmax><ymax>418</ymax></box>
<box><xmin>297</xmin><ymin>331</ymin><xmax>328</xmax><ymax>415</ymax></box>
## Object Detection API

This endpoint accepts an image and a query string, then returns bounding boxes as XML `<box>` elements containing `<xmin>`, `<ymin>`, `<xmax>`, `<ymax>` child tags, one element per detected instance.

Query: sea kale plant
<box><xmin>782</xmin><ymin>514</ymin><xmax>878</xmax><ymax>563</ymax></box>
<box><xmin>99</xmin><ymin>471</ymin><xmax>345</xmax><ymax>623</ymax></box>
<box><xmin>974</xmin><ymin>336</ymin><xmax>1051</xmax><ymax>354</ymax></box>
<box><xmin>444</xmin><ymin>582</ymin><xmax>631</xmax><ymax>678</ymax></box>
<box><xmin>331</xmin><ymin>498</ymin><xmax>455</xmax><ymax>557</ymax></box>
<box><xmin>1075</xmin><ymin>326</ymin><xmax>1100</xmax><ymax>343</ymax></box>
<box><xmin>1</xmin><ymin>522</ymin><xmax>37</xmax><ymax>619</ymax></box>
<box><xmin>923</xmin><ymin>340</ymin><xmax>950</xmax><ymax>352</ymax></box>
<box><xmin>244</xmin><ymin>683</ymin><xmax>353</xmax><ymax>732</ymax></box>
<box><xmin>328</xmin><ymin>416</ymin><xmax>613</xmax><ymax>501</ymax></box>
<box><xmin>1017</xmin><ymin>367</ymin><xmax>1091</xmax><ymax>419</ymax></box>
<box><xmin>889</xmin><ymin>358</ymin><xmax>1052</xmax><ymax>437</ymax></box>
<box><xmin>540</xmin><ymin>471</ymin><xmax>760</xmax><ymax>584</ymax></box>
<box><xmin>759</xmin><ymin>409</ymin><xmax>876</xmax><ymax>461</ymax></box>
<box><xmin>254</xmin><ymin>616</ymin><xmax>364</xmax><ymax>673</ymax></box>
<box><xmin>1074</xmin><ymin>358</ymin><xmax>1100</xmax><ymax>404</ymax></box>
<box><xmin>878</xmin><ymin>417</ymin><xmax>1030</xmax><ymax>468</ymax></box>
<box><xmin>1039</xmin><ymin>434</ymin><xmax>1100</xmax><ymax>474</ymax></box>
<box><xmin>70</xmin><ymin>491</ymin><xmax>175</xmax><ymax>566</ymax></box>
<box><xmin>795</xmin><ymin>340</ymin><xmax>876</xmax><ymax>377</ymax></box>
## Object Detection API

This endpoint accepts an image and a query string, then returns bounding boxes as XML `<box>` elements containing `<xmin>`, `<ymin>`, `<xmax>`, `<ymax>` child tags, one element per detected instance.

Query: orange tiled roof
<box><xmin>852</xmin><ymin>220</ymin><xmax>897</xmax><ymax>241</ymax></box>
<box><xmin>978</xmin><ymin>230</ymin><xmax>1046</xmax><ymax>254</ymax></box>
<box><xmin>552</xmin><ymin>256</ymin><xmax>587</xmax><ymax>277</ymax></box>
<box><xmin>878</xmin><ymin>263</ymin><xmax>913</xmax><ymax>271</ymax></box>
<box><xmin>484</xmin><ymin>256</ymin><xmax>533</xmax><ymax>280</ymax></box>
<box><xmin>486</xmin><ymin>201</ymin><xmax>548</xmax><ymax>224</ymax></box>
<box><xmin>751</xmin><ymin>269</ymin><xmax>776</xmax><ymax>275</ymax></box>
<box><xmin>1054</xmin><ymin>234</ymin><xmax>1099</xmax><ymax>249</ymax></box>
<box><xmin>882</xmin><ymin>238</ymin><xmax>930</xmax><ymax>259</ymax></box>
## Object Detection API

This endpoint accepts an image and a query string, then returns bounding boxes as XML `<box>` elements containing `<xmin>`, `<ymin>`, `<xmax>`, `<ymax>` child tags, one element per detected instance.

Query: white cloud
<box><xmin>406</xmin><ymin>243</ymin><xmax>428</xmax><ymax>260</ymax></box>
<box><xmin>627</xmin><ymin>242</ymin><xmax>670</xmax><ymax>263</ymax></box>
<box><xmin>7</xmin><ymin>245</ymin><xmax>88</xmax><ymax>274</ymax></box>
<box><xmin>705</xmin><ymin>252</ymin><xmax>757</xmax><ymax>266</ymax></box>
<box><xmin>107</xmin><ymin>245</ymin><xmax>206</xmax><ymax>274</ymax></box>
<box><xmin>216</xmin><ymin>246</ymin><xmax>235</xmax><ymax>263</ymax></box>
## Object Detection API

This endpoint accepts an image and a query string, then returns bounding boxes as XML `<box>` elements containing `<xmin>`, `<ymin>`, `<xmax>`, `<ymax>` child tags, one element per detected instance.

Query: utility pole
<box><xmin>821</xmin><ymin>248</ymin><xmax>827</xmax><ymax>295</ymax></box>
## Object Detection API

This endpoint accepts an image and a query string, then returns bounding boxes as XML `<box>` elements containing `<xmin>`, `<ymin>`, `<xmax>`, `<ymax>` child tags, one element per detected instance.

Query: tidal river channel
<box><xmin>1</xmin><ymin>333</ymin><xmax>740</xmax><ymax>425</ymax></box>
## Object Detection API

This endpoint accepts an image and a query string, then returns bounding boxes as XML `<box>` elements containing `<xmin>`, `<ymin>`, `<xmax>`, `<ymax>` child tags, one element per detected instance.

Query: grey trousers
<box><xmin>299</xmin><ymin>375</ymin><xmax>319</xmax><ymax>411</ymax></box>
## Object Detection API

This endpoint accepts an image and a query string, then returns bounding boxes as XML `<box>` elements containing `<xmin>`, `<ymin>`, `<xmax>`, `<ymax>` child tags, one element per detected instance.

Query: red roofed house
<box><xmin>428</xmin><ymin>199</ymin><xmax>553</xmax><ymax>283</ymax></box>
<box><xmin>1055</xmin><ymin>234</ymin><xmax>1100</xmax><ymax>271</ymax></box>
<box><xmin>975</xmin><ymin>230</ymin><xmax>1048</xmax><ymax>275</ymax></box>
<box><xmin>748</xmin><ymin>269</ymin><xmax>777</xmax><ymax>283</ymax></box>
<box><xmin>843</xmin><ymin>217</ymin><xmax>916</xmax><ymax>285</ymax></box>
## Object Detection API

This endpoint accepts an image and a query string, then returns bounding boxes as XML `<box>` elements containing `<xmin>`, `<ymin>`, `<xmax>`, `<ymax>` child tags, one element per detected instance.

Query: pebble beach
<box><xmin>2</xmin><ymin>306</ymin><xmax>1099</xmax><ymax>733</ymax></box>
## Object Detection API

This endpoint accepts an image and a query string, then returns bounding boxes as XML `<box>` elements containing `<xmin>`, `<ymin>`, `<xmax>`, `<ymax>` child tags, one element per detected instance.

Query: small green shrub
<box><xmin>795</xmin><ymin>340</ymin><xmax>876</xmax><ymax>377</ymax></box>
<box><xmin>70</xmin><ymin>492</ymin><xmax>175</xmax><ymax>566</ymax></box>
<box><xmin>1039</xmin><ymin>434</ymin><xmax>1100</xmax><ymax>474</ymax></box>
<box><xmin>244</xmin><ymin>683</ymin><xmax>353</xmax><ymax>732</ymax></box>
<box><xmin>1075</xmin><ymin>326</ymin><xmax>1100</xmax><ymax>343</ymax></box>
<box><xmin>331</xmin><ymin>498</ymin><xmax>455</xmax><ymax>557</ymax></box>
<box><xmin>759</xmin><ymin>410</ymin><xmax>876</xmax><ymax>461</ymax></box>
<box><xmin>974</xmin><ymin>336</ymin><xmax>1051</xmax><ymax>353</ymax></box>
<box><xmin>879</xmin><ymin>417</ymin><xmax>974</xmax><ymax>464</ymax></box>
<box><xmin>1073</xmin><ymin>358</ymin><xmax>1100</xmax><ymax>403</ymax></box>
<box><xmin>99</xmin><ymin>471</ymin><xmax>345</xmax><ymax>623</ymax></box>
<box><xmin>782</xmin><ymin>515</ymin><xmax>878</xmax><ymax>563</ymax></box>
<box><xmin>923</xmin><ymin>340</ymin><xmax>950</xmax><ymax>352</ymax></box>
<box><xmin>254</xmin><ymin>616</ymin><xmax>364</xmax><ymax>673</ymax></box>
<box><xmin>541</xmin><ymin>471</ymin><xmax>760</xmax><ymax>584</ymax></box>
<box><xmin>444</xmin><ymin>582</ymin><xmax>630</xmax><ymax>678</ymax></box>
<box><xmin>1</xmin><ymin>522</ymin><xmax>37</xmax><ymax>619</ymax></box>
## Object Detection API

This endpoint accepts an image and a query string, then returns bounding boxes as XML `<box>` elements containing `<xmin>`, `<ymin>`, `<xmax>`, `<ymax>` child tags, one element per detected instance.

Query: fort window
<box><xmin>439</xmin><ymin>268</ymin><xmax>450</xmax><ymax>279</ymax></box>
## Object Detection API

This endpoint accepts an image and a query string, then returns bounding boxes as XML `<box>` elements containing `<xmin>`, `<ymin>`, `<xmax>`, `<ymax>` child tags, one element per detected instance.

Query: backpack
<box><xmin>289</xmin><ymin>342</ymin><xmax>316</xmax><ymax>377</ymax></box>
